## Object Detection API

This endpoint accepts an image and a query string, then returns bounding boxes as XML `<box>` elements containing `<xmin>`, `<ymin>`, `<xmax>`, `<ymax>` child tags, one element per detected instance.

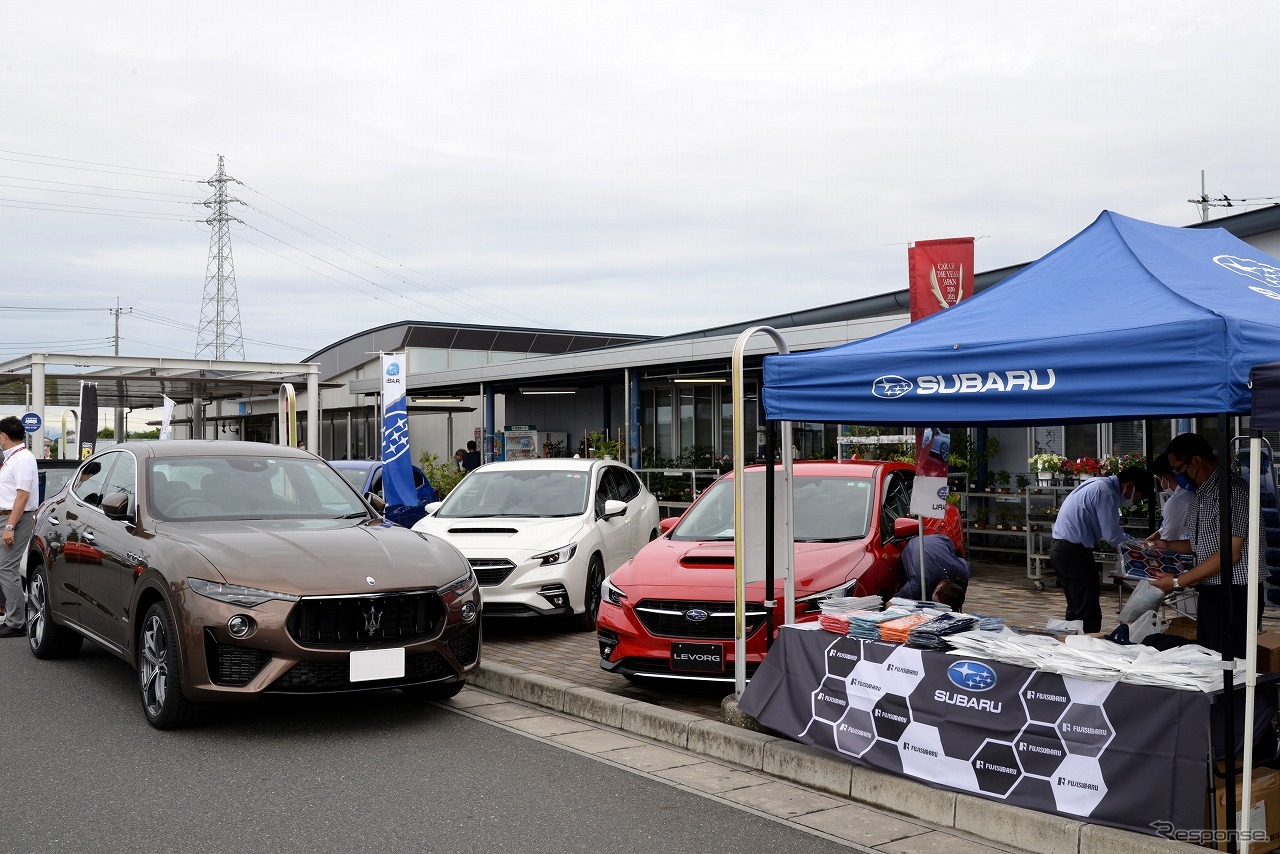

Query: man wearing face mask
<box><xmin>1150</xmin><ymin>433</ymin><xmax>1255</xmax><ymax>657</ymax></box>
<box><xmin>1145</xmin><ymin>453</ymin><xmax>1193</xmax><ymax>543</ymax></box>
<box><xmin>1050</xmin><ymin>467</ymin><xmax>1152</xmax><ymax>633</ymax></box>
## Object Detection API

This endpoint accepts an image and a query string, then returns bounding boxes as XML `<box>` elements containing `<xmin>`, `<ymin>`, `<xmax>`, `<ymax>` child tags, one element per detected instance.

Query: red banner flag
<box><xmin>908</xmin><ymin>237</ymin><xmax>975</xmax><ymax>322</ymax></box>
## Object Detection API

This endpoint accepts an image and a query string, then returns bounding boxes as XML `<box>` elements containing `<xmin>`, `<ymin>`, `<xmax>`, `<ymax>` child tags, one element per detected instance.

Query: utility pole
<box><xmin>195</xmin><ymin>154</ymin><xmax>246</xmax><ymax>360</ymax></box>
<box><xmin>1199</xmin><ymin>170</ymin><xmax>1208</xmax><ymax>223</ymax></box>
<box><xmin>111</xmin><ymin>296</ymin><xmax>132</xmax><ymax>440</ymax></box>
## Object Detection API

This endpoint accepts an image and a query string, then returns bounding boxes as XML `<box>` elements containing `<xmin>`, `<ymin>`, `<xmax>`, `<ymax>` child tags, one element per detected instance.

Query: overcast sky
<box><xmin>2</xmin><ymin>0</ymin><xmax>1276</xmax><ymax>368</ymax></box>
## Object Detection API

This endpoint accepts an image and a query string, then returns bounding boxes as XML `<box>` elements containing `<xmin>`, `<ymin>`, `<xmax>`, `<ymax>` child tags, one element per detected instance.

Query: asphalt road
<box><xmin>3</xmin><ymin>638</ymin><xmax>855</xmax><ymax>854</ymax></box>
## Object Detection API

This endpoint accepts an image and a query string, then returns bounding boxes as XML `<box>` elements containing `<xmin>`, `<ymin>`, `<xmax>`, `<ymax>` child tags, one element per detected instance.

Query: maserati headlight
<box><xmin>531</xmin><ymin>543</ymin><xmax>578</xmax><ymax>566</ymax></box>
<box><xmin>442</xmin><ymin>567</ymin><xmax>478</xmax><ymax>597</ymax></box>
<box><xmin>601</xmin><ymin>574</ymin><xmax>627</xmax><ymax>606</ymax></box>
<box><xmin>188</xmin><ymin>578</ymin><xmax>300</xmax><ymax>608</ymax></box>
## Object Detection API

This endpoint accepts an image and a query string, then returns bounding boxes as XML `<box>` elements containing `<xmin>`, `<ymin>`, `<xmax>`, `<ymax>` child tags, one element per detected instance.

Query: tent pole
<box><xmin>1219</xmin><ymin>415</ymin><xmax>1238</xmax><ymax>851</ymax></box>
<box><xmin>1241</xmin><ymin>433</ymin><xmax>1262</xmax><ymax>847</ymax></box>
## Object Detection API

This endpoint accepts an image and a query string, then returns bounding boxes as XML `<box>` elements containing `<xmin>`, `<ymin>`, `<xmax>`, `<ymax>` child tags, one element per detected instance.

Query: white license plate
<box><xmin>349</xmin><ymin>647</ymin><xmax>406</xmax><ymax>682</ymax></box>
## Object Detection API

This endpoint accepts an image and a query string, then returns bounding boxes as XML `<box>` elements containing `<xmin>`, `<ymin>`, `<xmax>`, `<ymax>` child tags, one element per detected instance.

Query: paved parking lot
<box><xmin>483</xmin><ymin>560</ymin><xmax>1216</xmax><ymax>720</ymax></box>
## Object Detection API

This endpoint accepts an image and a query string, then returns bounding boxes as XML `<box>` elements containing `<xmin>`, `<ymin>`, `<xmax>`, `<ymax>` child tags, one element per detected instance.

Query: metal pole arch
<box><xmin>732</xmin><ymin>326</ymin><xmax>793</xmax><ymax>696</ymax></box>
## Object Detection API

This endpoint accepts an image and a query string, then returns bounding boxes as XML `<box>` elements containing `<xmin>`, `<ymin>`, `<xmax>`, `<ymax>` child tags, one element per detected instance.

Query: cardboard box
<box><xmin>1167</xmin><ymin>615</ymin><xmax>1198</xmax><ymax>640</ymax></box>
<box><xmin>1257</xmin><ymin>632</ymin><xmax>1280</xmax><ymax>674</ymax></box>
<box><xmin>1210</xmin><ymin>765</ymin><xmax>1280</xmax><ymax>852</ymax></box>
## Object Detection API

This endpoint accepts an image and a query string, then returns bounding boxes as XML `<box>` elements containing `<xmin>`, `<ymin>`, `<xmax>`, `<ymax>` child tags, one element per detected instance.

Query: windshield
<box><xmin>148</xmin><ymin>455</ymin><xmax>369</xmax><ymax>521</ymax></box>
<box><xmin>41</xmin><ymin>467</ymin><xmax>77</xmax><ymax>502</ymax></box>
<box><xmin>435</xmin><ymin>468</ymin><xmax>589</xmax><ymax>518</ymax></box>
<box><xmin>334</xmin><ymin>463</ymin><xmax>376</xmax><ymax>491</ymax></box>
<box><xmin>670</xmin><ymin>473</ymin><xmax>874</xmax><ymax>542</ymax></box>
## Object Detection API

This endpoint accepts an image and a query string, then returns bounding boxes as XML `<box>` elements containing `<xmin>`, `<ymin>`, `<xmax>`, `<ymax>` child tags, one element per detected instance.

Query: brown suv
<box><xmin>25</xmin><ymin>440</ymin><xmax>481</xmax><ymax>728</ymax></box>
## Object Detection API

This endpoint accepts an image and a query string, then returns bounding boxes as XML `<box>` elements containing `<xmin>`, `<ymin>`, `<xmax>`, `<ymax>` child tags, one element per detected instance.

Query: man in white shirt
<box><xmin>0</xmin><ymin>415</ymin><xmax>39</xmax><ymax>637</ymax></box>
<box><xmin>1147</xmin><ymin>453</ymin><xmax>1192</xmax><ymax>542</ymax></box>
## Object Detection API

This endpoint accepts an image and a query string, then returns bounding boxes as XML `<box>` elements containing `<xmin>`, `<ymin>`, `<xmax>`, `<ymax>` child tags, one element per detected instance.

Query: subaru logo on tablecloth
<box><xmin>685</xmin><ymin>609</ymin><xmax>709</xmax><ymax>623</ymax></box>
<box><xmin>948</xmin><ymin>660</ymin><xmax>997</xmax><ymax>692</ymax></box>
<box><xmin>871</xmin><ymin>375</ymin><xmax>913</xmax><ymax>399</ymax></box>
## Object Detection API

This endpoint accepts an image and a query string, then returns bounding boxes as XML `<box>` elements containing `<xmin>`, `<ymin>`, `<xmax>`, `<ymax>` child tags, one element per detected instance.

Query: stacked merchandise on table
<box><xmin>943</xmin><ymin>628</ymin><xmax>1244</xmax><ymax>692</ymax></box>
<box><xmin>878</xmin><ymin>612</ymin><xmax>934</xmax><ymax>643</ymax></box>
<box><xmin>845</xmin><ymin>606</ymin><xmax>916</xmax><ymax>639</ymax></box>
<box><xmin>907</xmin><ymin>612</ymin><xmax>982</xmax><ymax>649</ymax></box>
<box><xmin>816</xmin><ymin>596</ymin><xmax>882</xmax><ymax>634</ymax></box>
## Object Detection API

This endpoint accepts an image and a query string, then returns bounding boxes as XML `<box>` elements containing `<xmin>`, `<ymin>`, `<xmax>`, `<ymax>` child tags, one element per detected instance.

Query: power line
<box><xmin>0</xmin><ymin>148</ymin><xmax>204</xmax><ymax>178</ymax></box>
<box><xmin>232</xmin><ymin>169</ymin><xmax>545</xmax><ymax>327</ymax></box>
<box><xmin>239</xmin><ymin>201</ymin><xmax>519</xmax><ymax>326</ymax></box>
<box><xmin>0</xmin><ymin>200</ymin><xmax>199</xmax><ymax>221</ymax></box>
<box><xmin>0</xmin><ymin>182</ymin><xmax>196</xmax><ymax>204</ymax></box>
<box><xmin>0</xmin><ymin>174</ymin><xmax>193</xmax><ymax>197</ymax></box>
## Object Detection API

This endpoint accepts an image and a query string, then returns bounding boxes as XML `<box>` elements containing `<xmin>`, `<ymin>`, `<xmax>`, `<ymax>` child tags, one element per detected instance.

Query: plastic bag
<box><xmin>1119</xmin><ymin>579</ymin><xmax>1165</xmax><ymax>623</ymax></box>
<box><xmin>1126</xmin><ymin>609</ymin><xmax>1168</xmax><ymax>643</ymax></box>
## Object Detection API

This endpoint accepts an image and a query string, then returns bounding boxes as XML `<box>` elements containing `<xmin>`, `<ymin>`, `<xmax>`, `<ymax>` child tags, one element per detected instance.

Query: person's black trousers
<box><xmin>1050</xmin><ymin>538</ymin><xmax>1102</xmax><ymax>633</ymax></box>
<box><xmin>1196</xmin><ymin>583</ymin><xmax>1261</xmax><ymax>659</ymax></box>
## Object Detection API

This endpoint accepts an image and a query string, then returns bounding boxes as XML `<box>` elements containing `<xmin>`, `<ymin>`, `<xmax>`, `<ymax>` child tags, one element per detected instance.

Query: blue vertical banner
<box><xmin>380</xmin><ymin>353</ymin><xmax>417</xmax><ymax>507</ymax></box>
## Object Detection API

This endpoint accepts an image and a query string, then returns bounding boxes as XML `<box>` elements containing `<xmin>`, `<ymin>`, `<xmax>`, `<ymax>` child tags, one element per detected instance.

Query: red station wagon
<box><xmin>596</xmin><ymin>460</ymin><xmax>962</xmax><ymax>683</ymax></box>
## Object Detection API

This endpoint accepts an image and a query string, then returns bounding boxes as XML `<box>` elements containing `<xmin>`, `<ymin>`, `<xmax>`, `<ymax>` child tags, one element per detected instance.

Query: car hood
<box><xmin>609</xmin><ymin>537</ymin><xmax>875</xmax><ymax>600</ymax></box>
<box><xmin>155</xmin><ymin>519</ymin><xmax>469</xmax><ymax>595</ymax></box>
<box><xmin>412</xmin><ymin>515</ymin><xmax>586</xmax><ymax>556</ymax></box>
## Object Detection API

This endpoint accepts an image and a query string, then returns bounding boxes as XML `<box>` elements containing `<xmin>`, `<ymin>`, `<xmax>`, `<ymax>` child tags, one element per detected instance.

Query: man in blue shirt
<box><xmin>897</xmin><ymin>534</ymin><xmax>970</xmax><ymax>611</ymax></box>
<box><xmin>1050</xmin><ymin>468</ymin><xmax>1152</xmax><ymax>632</ymax></box>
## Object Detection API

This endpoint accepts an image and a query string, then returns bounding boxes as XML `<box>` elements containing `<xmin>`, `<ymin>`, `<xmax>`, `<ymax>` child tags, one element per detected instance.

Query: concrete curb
<box><xmin>468</xmin><ymin>662</ymin><xmax>1203</xmax><ymax>854</ymax></box>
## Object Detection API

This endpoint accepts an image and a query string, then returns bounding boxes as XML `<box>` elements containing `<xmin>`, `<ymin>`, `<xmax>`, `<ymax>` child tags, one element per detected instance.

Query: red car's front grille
<box><xmin>633</xmin><ymin>599</ymin><xmax>769</xmax><ymax>640</ymax></box>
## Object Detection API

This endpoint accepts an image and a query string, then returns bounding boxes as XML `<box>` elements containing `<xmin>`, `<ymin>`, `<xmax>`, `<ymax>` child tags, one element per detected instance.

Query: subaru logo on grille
<box><xmin>366</xmin><ymin>576</ymin><xmax>376</xmax><ymax>586</ymax></box>
<box><xmin>685</xmin><ymin>608</ymin><xmax>709</xmax><ymax>623</ymax></box>
<box><xmin>871</xmin><ymin>375</ymin><xmax>913</xmax><ymax>399</ymax></box>
<box><xmin>948</xmin><ymin>660</ymin><xmax>997</xmax><ymax>692</ymax></box>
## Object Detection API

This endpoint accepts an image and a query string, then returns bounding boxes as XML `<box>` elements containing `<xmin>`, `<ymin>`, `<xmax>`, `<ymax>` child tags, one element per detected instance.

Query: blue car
<box><xmin>328</xmin><ymin>459</ymin><xmax>437</xmax><ymax>528</ymax></box>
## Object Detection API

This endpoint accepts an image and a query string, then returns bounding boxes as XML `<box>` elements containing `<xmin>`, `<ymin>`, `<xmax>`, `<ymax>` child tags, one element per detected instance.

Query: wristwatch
<box><xmin>1172</xmin><ymin>576</ymin><xmax>1182</xmax><ymax>590</ymax></box>
<box><xmin>3</xmin><ymin>525</ymin><xmax>12</xmax><ymax>531</ymax></box>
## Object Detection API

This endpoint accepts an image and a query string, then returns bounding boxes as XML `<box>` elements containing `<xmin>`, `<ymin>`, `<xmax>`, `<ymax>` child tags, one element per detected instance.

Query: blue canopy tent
<box><xmin>762</xmin><ymin>210</ymin><xmax>1280</xmax><ymax>844</ymax></box>
<box><xmin>763</xmin><ymin>210</ymin><xmax>1280</xmax><ymax>426</ymax></box>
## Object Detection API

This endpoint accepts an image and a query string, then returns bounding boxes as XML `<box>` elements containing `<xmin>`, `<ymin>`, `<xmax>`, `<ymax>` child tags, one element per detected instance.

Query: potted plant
<box><xmin>1028</xmin><ymin>453</ymin><xmax>1065</xmax><ymax>485</ymax></box>
<box><xmin>994</xmin><ymin>470</ymin><xmax>1011</xmax><ymax>493</ymax></box>
<box><xmin>1015</xmin><ymin>472</ymin><xmax>1031</xmax><ymax>494</ymax></box>
<box><xmin>995</xmin><ymin>506</ymin><xmax>1013</xmax><ymax>530</ymax></box>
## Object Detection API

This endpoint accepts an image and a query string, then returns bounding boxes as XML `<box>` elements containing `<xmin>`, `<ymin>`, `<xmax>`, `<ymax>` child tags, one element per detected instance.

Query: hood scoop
<box><xmin>448</xmin><ymin>526</ymin><xmax>519</xmax><ymax>535</ymax></box>
<box><xmin>677</xmin><ymin>554</ymin><xmax>735</xmax><ymax>569</ymax></box>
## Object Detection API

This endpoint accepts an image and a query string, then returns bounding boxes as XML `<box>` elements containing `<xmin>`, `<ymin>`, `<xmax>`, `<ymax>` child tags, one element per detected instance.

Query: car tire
<box><xmin>26</xmin><ymin>564</ymin><xmax>82</xmax><ymax>660</ymax></box>
<box><xmin>138</xmin><ymin>600</ymin><xmax>200</xmax><ymax>729</ymax></box>
<box><xmin>574</xmin><ymin>555</ymin><xmax>606</xmax><ymax>631</ymax></box>
<box><xmin>401</xmin><ymin>680</ymin><xmax>465</xmax><ymax>701</ymax></box>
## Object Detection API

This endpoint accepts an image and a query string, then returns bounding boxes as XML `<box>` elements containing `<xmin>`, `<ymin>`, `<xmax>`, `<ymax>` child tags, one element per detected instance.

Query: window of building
<box><xmin>450</xmin><ymin>350</ymin><xmax>488</xmax><ymax>369</ymax></box>
<box><xmin>1064</xmin><ymin>424</ymin><xmax>1098</xmax><ymax>459</ymax></box>
<box><xmin>407</xmin><ymin>347</ymin><xmax>448</xmax><ymax>372</ymax></box>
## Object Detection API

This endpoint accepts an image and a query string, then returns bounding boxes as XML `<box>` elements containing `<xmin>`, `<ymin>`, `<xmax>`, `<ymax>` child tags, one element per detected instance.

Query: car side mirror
<box><xmin>101</xmin><ymin>492</ymin><xmax>131</xmax><ymax>521</ymax></box>
<box><xmin>365</xmin><ymin>491</ymin><xmax>386</xmax><ymax>513</ymax></box>
<box><xmin>891</xmin><ymin>517</ymin><xmax>919</xmax><ymax>540</ymax></box>
<box><xmin>602</xmin><ymin>499</ymin><xmax>627</xmax><ymax>519</ymax></box>
<box><xmin>423</xmin><ymin>501</ymin><xmax>443</xmax><ymax>515</ymax></box>
<box><xmin>659</xmin><ymin>516</ymin><xmax>679</xmax><ymax>534</ymax></box>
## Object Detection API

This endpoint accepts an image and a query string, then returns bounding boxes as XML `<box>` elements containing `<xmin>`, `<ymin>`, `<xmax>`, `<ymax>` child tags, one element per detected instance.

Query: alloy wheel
<box><xmin>27</xmin><ymin>571</ymin><xmax>46</xmax><ymax>649</ymax></box>
<box><xmin>139</xmin><ymin>613</ymin><xmax>169</xmax><ymax>718</ymax></box>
